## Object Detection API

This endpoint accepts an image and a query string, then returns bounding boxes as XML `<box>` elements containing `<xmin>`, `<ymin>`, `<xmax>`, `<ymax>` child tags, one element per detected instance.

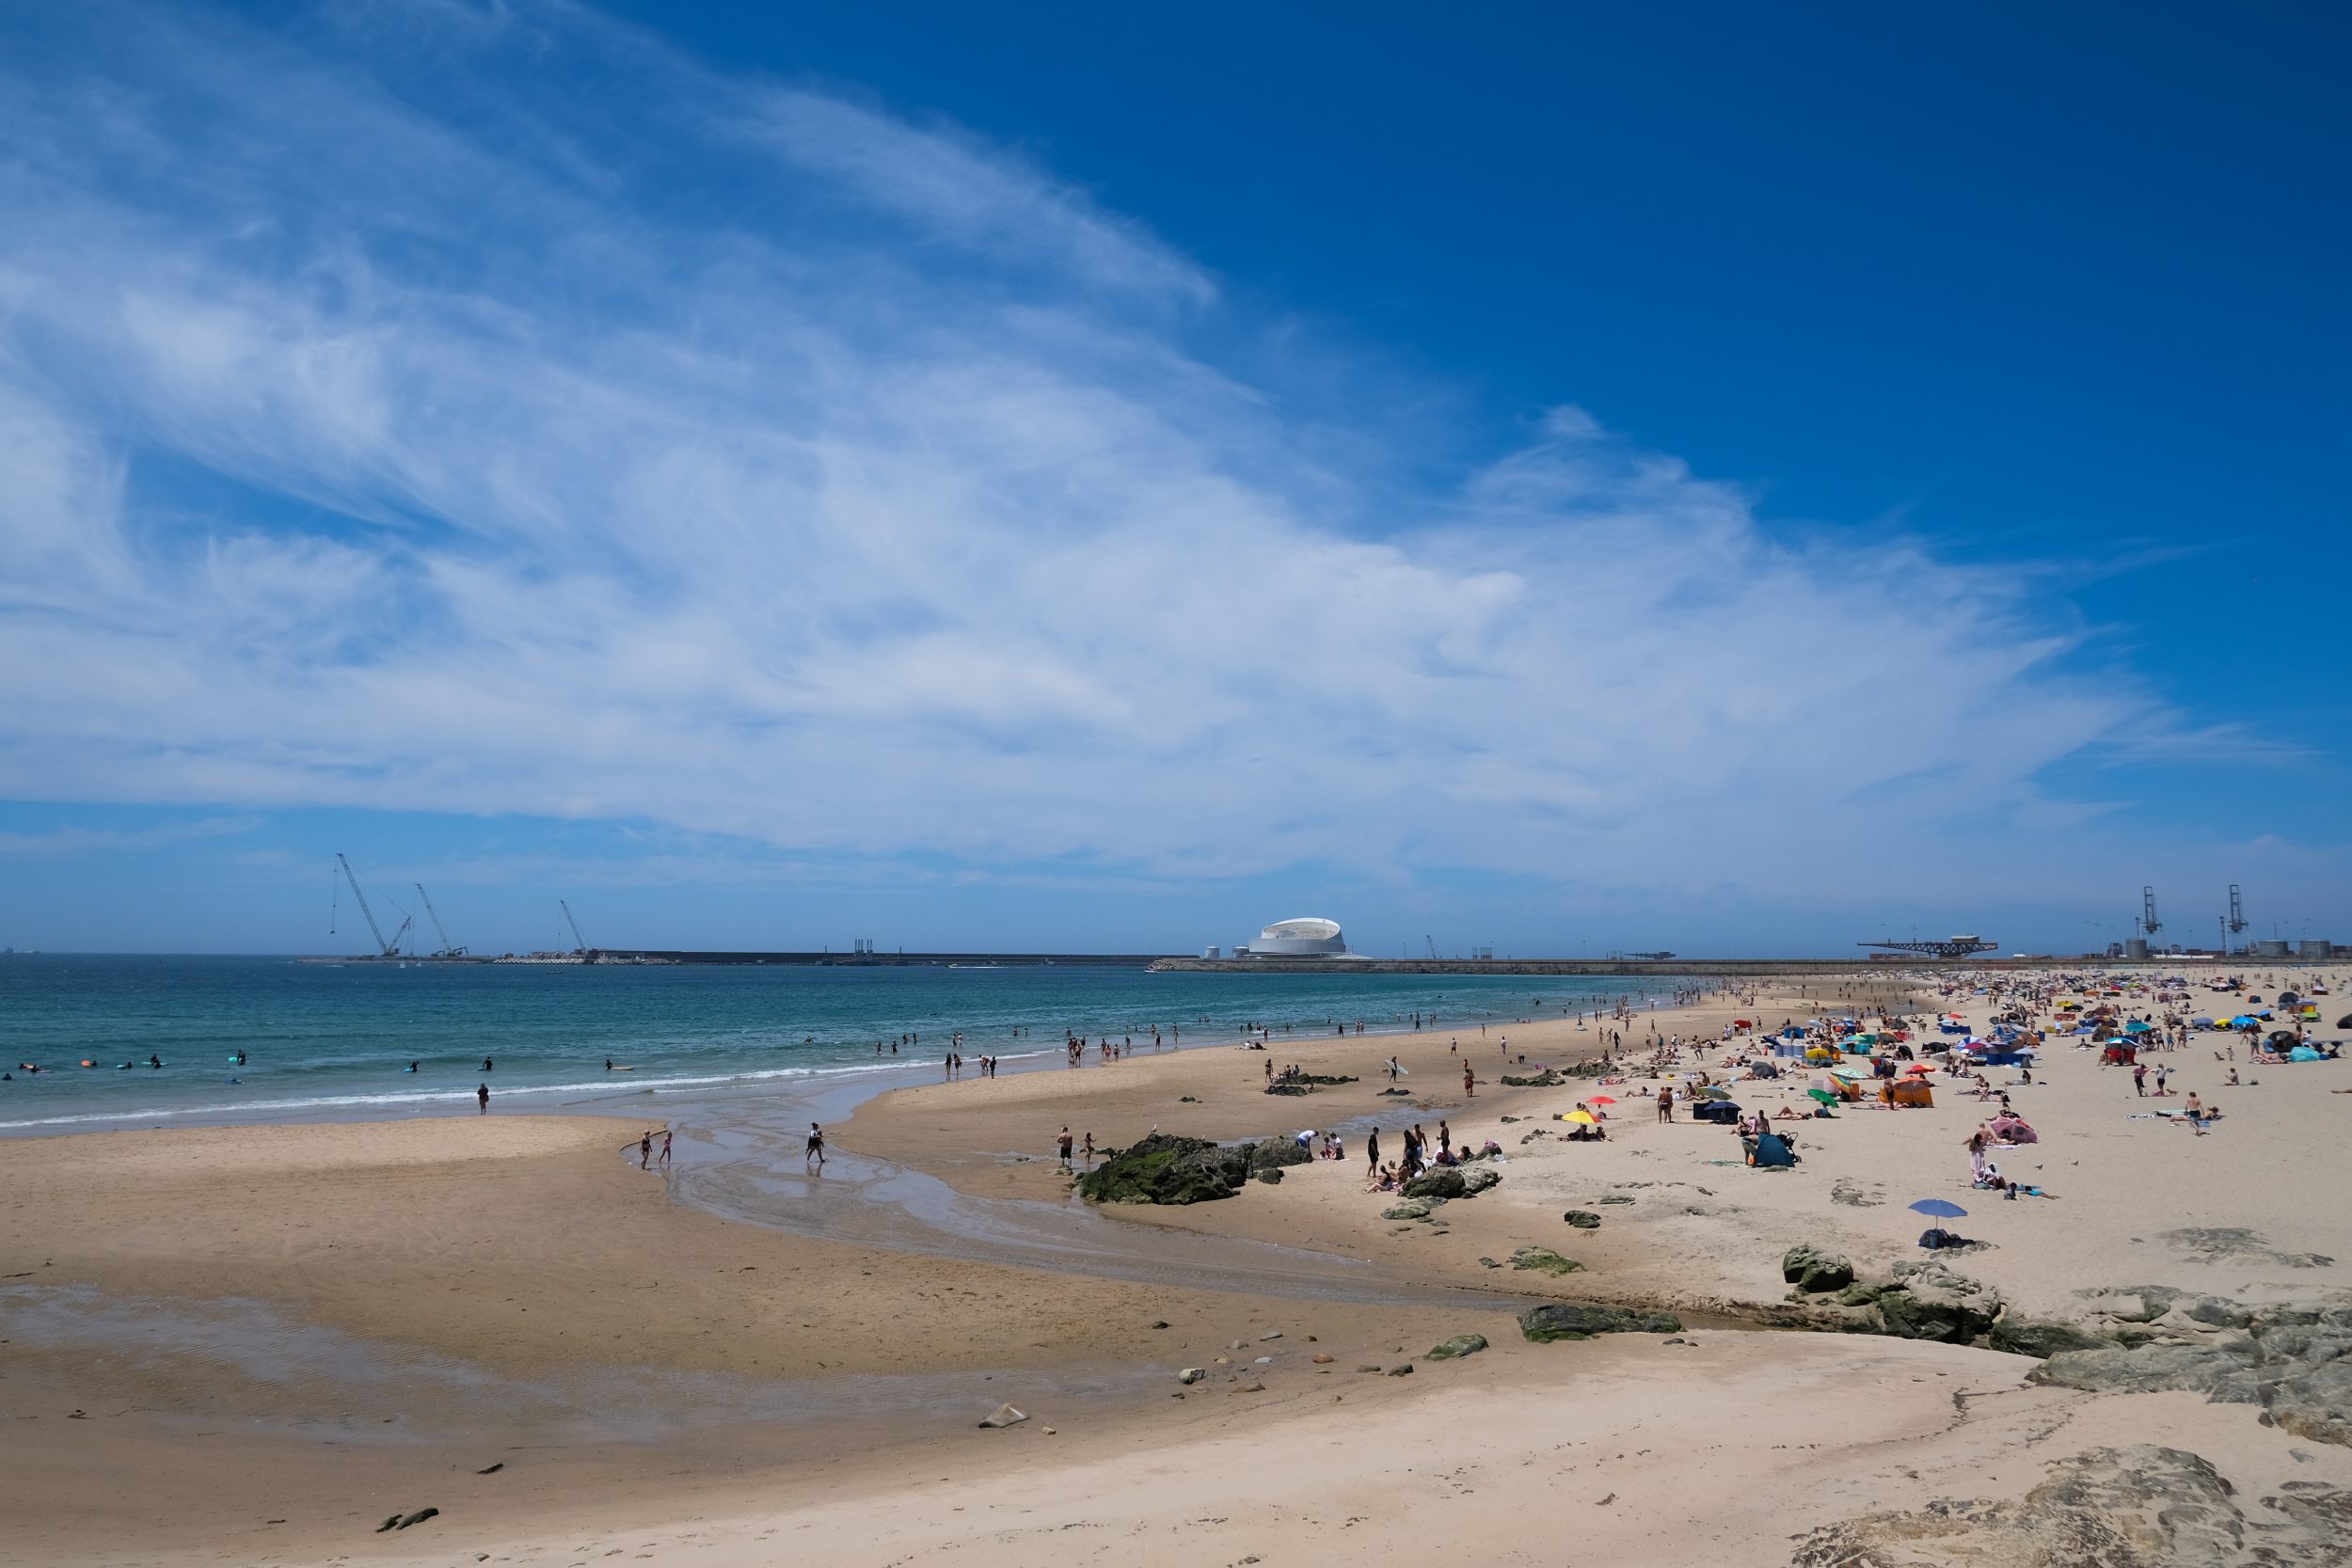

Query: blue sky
<box><xmin>0</xmin><ymin>0</ymin><xmax>2344</xmax><ymax>957</ymax></box>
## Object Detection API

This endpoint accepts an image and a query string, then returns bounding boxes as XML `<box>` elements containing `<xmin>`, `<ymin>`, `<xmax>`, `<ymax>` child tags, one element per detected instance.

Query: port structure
<box><xmin>2141</xmin><ymin>886</ymin><xmax>2163</xmax><ymax>939</ymax></box>
<box><xmin>334</xmin><ymin>854</ymin><xmax>411</xmax><ymax>958</ymax></box>
<box><xmin>1858</xmin><ymin>935</ymin><xmax>1997</xmax><ymax>959</ymax></box>
<box><xmin>414</xmin><ymin>883</ymin><xmax>466</xmax><ymax>958</ymax></box>
<box><xmin>561</xmin><ymin>899</ymin><xmax>590</xmax><ymax>957</ymax></box>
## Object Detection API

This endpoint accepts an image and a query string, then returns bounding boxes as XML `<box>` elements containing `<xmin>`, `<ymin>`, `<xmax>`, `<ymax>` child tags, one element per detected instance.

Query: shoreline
<box><xmin>6</xmin><ymin>962</ymin><xmax>2347</xmax><ymax>1565</ymax></box>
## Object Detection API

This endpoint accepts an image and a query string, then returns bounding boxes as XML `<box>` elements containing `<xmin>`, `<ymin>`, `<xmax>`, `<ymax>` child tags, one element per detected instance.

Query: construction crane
<box><xmin>561</xmin><ymin>899</ymin><xmax>590</xmax><ymax>956</ymax></box>
<box><xmin>1858</xmin><ymin>935</ymin><xmax>1997</xmax><ymax>959</ymax></box>
<box><xmin>2141</xmin><ymin>886</ymin><xmax>2163</xmax><ymax>939</ymax></box>
<box><xmin>334</xmin><ymin>854</ymin><xmax>408</xmax><ymax>958</ymax></box>
<box><xmin>414</xmin><ymin>883</ymin><xmax>465</xmax><ymax>958</ymax></box>
<box><xmin>2227</xmin><ymin>885</ymin><xmax>2249</xmax><ymax>940</ymax></box>
<box><xmin>1425</xmin><ymin>935</ymin><xmax>1439</xmax><ymax>960</ymax></box>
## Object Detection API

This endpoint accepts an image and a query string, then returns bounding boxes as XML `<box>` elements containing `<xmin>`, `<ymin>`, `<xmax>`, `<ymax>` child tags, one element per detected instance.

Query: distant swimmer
<box><xmin>149</xmin><ymin>1054</ymin><xmax>163</xmax><ymax>1069</ymax></box>
<box><xmin>805</xmin><ymin>1122</ymin><xmax>826</xmax><ymax>1171</ymax></box>
<box><xmin>477</xmin><ymin>1082</ymin><xmax>489</xmax><ymax>1113</ymax></box>
<box><xmin>481</xmin><ymin>1057</ymin><xmax>494</xmax><ymax>1073</ymax></box>
<box><xmin>232</xmin><ymin>1051</ymin><xmax>246</xmax><ymax>1067</ymax></box>
<box><xmin>405</xmin><ymin>1061</ymin><xmax>418</xmax><ymax>1072</ymax></box>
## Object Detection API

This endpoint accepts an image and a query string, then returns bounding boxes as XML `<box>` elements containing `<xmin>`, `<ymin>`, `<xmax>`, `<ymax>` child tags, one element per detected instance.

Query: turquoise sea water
<box><xmin>0</xmin><ymin>956</ymin><xmax>1682</xmax><ymax>1133</ymax></box>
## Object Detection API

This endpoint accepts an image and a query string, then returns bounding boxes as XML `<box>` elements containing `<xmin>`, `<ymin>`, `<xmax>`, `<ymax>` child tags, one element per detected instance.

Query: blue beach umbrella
<box><xmin>1908</xmin><ymin>1198</ymin><xmax>1968</xmax><ymax>1219</ymax></box>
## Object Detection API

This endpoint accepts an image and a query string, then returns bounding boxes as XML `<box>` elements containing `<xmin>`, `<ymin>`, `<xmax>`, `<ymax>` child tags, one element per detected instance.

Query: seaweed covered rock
<box><xmin>1075</xmin><ymin>1133</ymin><xmax>1247</xmax><ymax>1205</ymax></box>
<box><xmin>1508</xmin><ymin>1246</ymin><xmax>1584</xmax><ymax>1275</ymax></box>
<box><xmin>1518</xmin><ymin>1302</ymin><xmax>1682</xmax><ymax>1341</ymax></box>
<box><xmin>1426</xmin><ymin>1333</ymin><xmax>1488</xmax><ymax>1360</ymax></box>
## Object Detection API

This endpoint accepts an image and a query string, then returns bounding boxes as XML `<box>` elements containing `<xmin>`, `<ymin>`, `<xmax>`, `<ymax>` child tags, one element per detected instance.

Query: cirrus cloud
<box><xmin>0</xmin><ymin>0</ymin><xmax>2194</xmax><ymax>910</ymax></box>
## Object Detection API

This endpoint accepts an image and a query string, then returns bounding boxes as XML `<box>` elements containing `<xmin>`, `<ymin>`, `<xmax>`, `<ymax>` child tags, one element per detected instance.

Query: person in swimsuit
<box><xmin>639</xmin><ymin>1130</ymin><xmax>653</xmax><ymax>1169</ymax></box>
<box><xmin>805</xmin><ymin>1122</ymin><xmax>826</xmax><ymax>1170</ymax></box>
<box><xmin>476</xmin><ymin>1083</ymin><xmax>489</xmax><ymax>1113</ymax></box>
<box><xmin>1057</xmin><ymin>1127</ymin><xmax>1074</xmax><ymax>1169</ymax></box>
<box><xmin>659</xmin><ymin>1130</ymin><xmax>673</xmax><ymax>1167</ymax></box>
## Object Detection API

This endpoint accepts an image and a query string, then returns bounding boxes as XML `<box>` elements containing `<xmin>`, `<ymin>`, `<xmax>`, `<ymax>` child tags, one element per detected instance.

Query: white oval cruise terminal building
<box><xmin>1239</xmin><ymin>917</ymin><xmax>1349</xmax><ymax>957</ymax></box>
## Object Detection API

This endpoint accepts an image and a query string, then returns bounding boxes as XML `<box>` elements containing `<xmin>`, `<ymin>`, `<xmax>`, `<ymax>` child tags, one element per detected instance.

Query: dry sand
<box><xmin>4</xmin><ymin>964</ymin><xmax>2346</xmax><ymax>1567</ymax></box>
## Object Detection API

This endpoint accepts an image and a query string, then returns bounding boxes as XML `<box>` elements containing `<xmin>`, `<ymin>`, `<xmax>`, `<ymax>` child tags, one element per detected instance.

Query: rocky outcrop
<box><xmin>2026</xmin><ymin>1294</ymin><xmax>2352</xmax><ymax>1448</ymax></box>
<box><xmin>1790</xmin><ymin>1444</ymin><xmax>2352</xmax><ymax>1567</ymax></box>
<box><xmin>1075</xmin><ymin>1132</ymin><xmax>1308</xmax><ymax>1205</ymax></box>
<box><xmin>1564</xmin><ymin>1210</ymin><xmax>1602</xmax><ymax>1229</ymax></box>
<box><xmin>1518</xmin><ymin>1302</ymin><xmax>1682</xmax><ymax>1340</ymax></box>
<box><xmin>1381</xmin><ymin>1197</ymin><xmax>1438</xmax><ymax>1221</ymax></box>
<box><xmin>1985</xmin><ymin>1316</ymin><xmax>2113</xmax><ymax>1357</ymax></box>
<box><xmin>1871</xmin><ymin>1261</ymin><xmax>2005</xmax><ymax>1344</ymax></box>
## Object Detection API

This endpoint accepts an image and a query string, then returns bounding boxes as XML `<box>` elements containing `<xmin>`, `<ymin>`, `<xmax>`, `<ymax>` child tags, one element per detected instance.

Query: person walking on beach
<box><xmin>2132</xmin><ymin>1062</ymin><xmax>2148</xmax><ymax>1096</ymax></box>
<box><xmin>1057</xmin><ymin>1126</ymin><xmax>1074</xmax><ymax>1171</ymax></box>
<box><xmin>1366</xmin><ymin>1128</ymin><xmax>1380</xmax><ymax>1175</ymax></box>
<box><xmin>805</xmin><ymin>1122</ymin><xmax>826</xmax><ymax>1170</ymax></box>
<box><xmin>640</xmin><ymin>1130</ymin><xmax>653</xmax><ymax>1169</ymax></box>
<box><xmin>1462</xmin><ymin>1063</ymin><xmax>1474</xmax><ymax>1098</ymax></box>
<box><xmin>476</xmin><ymin>1083</ymin><xmax>489</xmax><ymax>1114</ymax></box>
<box><xmin>1082</xmin><ymin>1132</ymin><xmax>1095</xmax><ymax>1165</ymax></box>
<box><xmin>1656</xmin><ymin>1084</ymin><xmax>1675</xmax><ymax>1122</ymax></box>
<box><xmin>659</xmin><ymin>1130</ymin><xmax>673</xmax><ymax>1168</ymax></box>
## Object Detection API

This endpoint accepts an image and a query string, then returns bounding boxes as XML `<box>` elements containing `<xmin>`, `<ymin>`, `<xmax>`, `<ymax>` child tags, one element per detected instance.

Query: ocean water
<box><xmin>0</xmin><ymin>956</ymin><xmax>1681</xmax><ymax>1133</ymax></box>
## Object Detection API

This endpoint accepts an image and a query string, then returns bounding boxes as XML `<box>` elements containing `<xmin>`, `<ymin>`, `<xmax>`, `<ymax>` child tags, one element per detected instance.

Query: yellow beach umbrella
<box><xmin>1564</xmin><ymin>1110</ymin><xmax>1597</xmax><ymax>1124</ymax></box>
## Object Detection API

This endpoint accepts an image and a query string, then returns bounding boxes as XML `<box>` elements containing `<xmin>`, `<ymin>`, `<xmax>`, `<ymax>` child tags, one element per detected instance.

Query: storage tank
<box><xmin>2296</xmin><ymin>940</ymin><xmax>2334</xmax><ymax>960</ymax></box>
<box><xmin>2122</xmin><ymin>938</ymin><xmax>2152</xmax><ymax>960</ymax></box>
<box><xmin>2252</xmin><ymin>939</ymin><xmax>2293</xmax><ymax>958</ymax></box>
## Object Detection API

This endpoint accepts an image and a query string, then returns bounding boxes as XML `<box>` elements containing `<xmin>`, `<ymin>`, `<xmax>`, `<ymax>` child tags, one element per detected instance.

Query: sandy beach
<box><xmin>4</xmin><ymin>964</ymin><xmax>2348</xmax><ymax>1566</ymax></box>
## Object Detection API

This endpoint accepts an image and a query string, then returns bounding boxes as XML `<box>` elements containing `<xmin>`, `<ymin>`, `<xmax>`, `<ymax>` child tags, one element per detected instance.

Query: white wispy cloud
<box><xmin>0</xmin><ymin>0</ymin><xmax>2201</xmax><ymax>903</ymax></box>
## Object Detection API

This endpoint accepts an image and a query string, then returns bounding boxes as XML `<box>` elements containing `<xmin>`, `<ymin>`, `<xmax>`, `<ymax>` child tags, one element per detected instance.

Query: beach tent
<box><xmin>2290</xmin><ymin>1047</ymin><xmax>2323</xmax><ymax>1063</ymax></box>
<box><xmin>1747</xmin><ymin>1132</ymin><xmax>1796</xmax><ymax>1168</ymax></box>
<box><xmin>1882</xmin><ymin>1078</ymin><xmax>1933</xmax><ymax>1108</ymax></box>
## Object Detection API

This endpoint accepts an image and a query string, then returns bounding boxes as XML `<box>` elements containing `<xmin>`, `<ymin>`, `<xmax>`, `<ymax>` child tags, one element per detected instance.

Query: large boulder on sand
<box><xmin>1781</xmin><ymin>1243</ymin><xmax>1855</xmax><ymax>1293</ymax></box>
<box><xmin>1402</xmin><ymin>1168</ymin><xmax>1468</xmax><ymax>1200</ymax></box>
<box><xmin>1247</xmin><ymin>1136</ymin><xmax>1312</xmax><ymax>1171</ymax></box>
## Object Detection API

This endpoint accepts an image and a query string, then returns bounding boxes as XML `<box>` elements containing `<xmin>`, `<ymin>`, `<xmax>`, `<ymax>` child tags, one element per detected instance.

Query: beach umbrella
<box><xmin>1805</xmin><ymin>1087</ymin><xmax>1837</xmax><ymax>1105</ymax></box>
<box><xmin>2125</xmin><ymin>1020</ymin><xmax>2154</xmax><ymax>1034</ymax></box>
<box><xmin>1587</xmin><ymin>1095</ymin><xmax>1618</xmax><ymax>1104</ymax></box>
<box><xmin>1908</xmin><ymin>1198</ymin><xmax>1968</xmax><ymax>1219</ymax></box>
<box><xmin>1564</xmin><ymin>1110</ymin><xmax>1597</xmax><ymax>1124</ymax></box>
<box><xmin>1904</xmin><ymin>1064</ymin><xmax>1933</xmax><ymax>1075</ymax></box>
